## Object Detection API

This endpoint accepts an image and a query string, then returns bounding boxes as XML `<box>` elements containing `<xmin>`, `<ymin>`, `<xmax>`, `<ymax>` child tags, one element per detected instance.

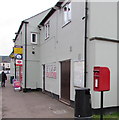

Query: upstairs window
<box><xmin>45</xmin><ymin>21</ymin><xmax>50</xmax><ymax>40</ymax></box>
<box><xmin>63</xmin><ymin>2</ymin><xmax>71</xmax><ymax>25</ymax></box>
<box><xmin>31</xmin><ymin>33</ymin><xmax>37</xmax><ymax>44</ymax></box>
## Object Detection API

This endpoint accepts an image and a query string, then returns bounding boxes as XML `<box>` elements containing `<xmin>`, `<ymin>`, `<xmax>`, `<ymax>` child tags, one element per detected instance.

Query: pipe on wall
<box><xmin>14</xmin><ymin>59</ymin><xmax>16</xmax><ymax>79</ymax></box>
<box><xmin>84</xmin><ymin>0</ymin><xmax>88</xmax><ymax>87</ymax></box>
<box><xmin>23</xmin><ymin>21</ymin><xmax>29</xmax><ymax>92</ymax></box>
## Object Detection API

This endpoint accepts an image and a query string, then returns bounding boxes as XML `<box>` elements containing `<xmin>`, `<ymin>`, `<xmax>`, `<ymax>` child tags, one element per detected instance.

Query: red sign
<box><xmin>20</xmin><ymin>66</ymin><xmax>22</xmax><ymax>82</ymax></box>
<box><xmin>14</xmin><ymin>81</ymin><xmax>21</xmax><ymax>88</ymax></box>
<box><xmin>46</xmin><ymin>64</ymin><xmax>56</xmax><ymax>79</ymax></box>
<box><xmin>16</xmin><ymin>60</ymin><xmax>23</xmax><ymax>66</ymax></box>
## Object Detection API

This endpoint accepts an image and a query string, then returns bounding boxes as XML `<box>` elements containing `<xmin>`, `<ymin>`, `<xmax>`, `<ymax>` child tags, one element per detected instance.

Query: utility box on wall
<box><xmin>93</xmin><ymin>66</ymin><xmax>110</xmax><ymax>91</ymax></box>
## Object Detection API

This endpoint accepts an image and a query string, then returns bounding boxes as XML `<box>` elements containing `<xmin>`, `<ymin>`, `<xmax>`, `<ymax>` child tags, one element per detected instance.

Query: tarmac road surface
<box><xmin>2</xmin><ymin>79</ymin><xmax>74</xmax><ymax>118</ymax></box>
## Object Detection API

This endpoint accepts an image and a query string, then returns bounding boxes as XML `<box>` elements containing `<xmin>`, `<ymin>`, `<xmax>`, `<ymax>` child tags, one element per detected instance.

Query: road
<box><xmin>2</xmin><ymin>79</ymin><xmax>74</xmax><ymax>118</ymax></box>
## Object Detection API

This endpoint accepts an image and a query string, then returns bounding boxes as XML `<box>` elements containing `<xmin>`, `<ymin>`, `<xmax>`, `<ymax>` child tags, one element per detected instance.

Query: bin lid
<box><xmin>75</xmin><ymin>88</ymin><xmax>90</xmax><ymax>91</ymax></box>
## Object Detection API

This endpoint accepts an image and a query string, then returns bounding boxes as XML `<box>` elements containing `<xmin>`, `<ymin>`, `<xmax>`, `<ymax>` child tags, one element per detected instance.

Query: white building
<box><xmin>10</xmin><ymin>0</ymin><xmax>119</xmax><ymax>113</ymax></box>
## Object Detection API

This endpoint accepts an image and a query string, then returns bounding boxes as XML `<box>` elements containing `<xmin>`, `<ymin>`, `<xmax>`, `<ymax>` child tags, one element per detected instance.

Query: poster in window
<box><xmin>73</xmin><ymin>61</ymin><xmax>84</xmax><ymax>88</ymax></box>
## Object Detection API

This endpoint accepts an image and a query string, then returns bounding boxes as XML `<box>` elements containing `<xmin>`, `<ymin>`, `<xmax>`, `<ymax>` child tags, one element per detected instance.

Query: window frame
<box><xmin>45</xmin><ymin>21</ymin><xmax>50</xmax><ymax>40</ymax></box>
<box><xmin>31</xmin><ymin>33</ymin><xmax>37</xmax><ymax>44</ymax></box>
<box><xmin>63</xmin><ymin>2</ymin><xmax>72</xmax><ymax>26</ymax></box>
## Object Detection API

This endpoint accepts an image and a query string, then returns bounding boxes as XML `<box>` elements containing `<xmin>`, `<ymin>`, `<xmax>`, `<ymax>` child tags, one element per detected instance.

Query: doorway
<box><xmin>43</xmin><ymin>65</ymin><xmax>45</xmax><ymax>91</ymax></box>
<box><xmin>60</xmin><ymin>60</ymin><xmax>70</xmax><ymax>103</ymax></box>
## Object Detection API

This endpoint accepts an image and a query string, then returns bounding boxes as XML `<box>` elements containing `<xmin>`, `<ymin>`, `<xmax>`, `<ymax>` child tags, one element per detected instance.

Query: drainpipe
<box><xmin>14</xmin><ymin>59</ymin><xmax>16</xmax><ymax>79</ymax></box>
<box><xmin>84</xmin><ymin>0</ymin><xmax>88</xmax><ymax>87</ymax></box>
<box><xmin>23</xmin><ymin>21</ymin><xmax>29</xmax><ymax>92</ymax></box>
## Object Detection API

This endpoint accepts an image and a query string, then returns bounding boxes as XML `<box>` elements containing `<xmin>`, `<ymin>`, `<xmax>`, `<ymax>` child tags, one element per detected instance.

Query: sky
<box><xmin>0</xmin><ymin>0</ymin><xmax>58</xmax><ymax>56</ymax></box>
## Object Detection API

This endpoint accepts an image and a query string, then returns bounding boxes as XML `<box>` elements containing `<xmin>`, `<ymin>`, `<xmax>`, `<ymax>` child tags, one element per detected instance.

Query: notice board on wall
<box><xmin>45</xmin><ymin>63</ymin><xmax>56</xmax><ymax>79</ymax></box>
<box><xmin>73</xmin><ymin>61</ymin><xmax>84</xmax><ymax>88</ymax></box>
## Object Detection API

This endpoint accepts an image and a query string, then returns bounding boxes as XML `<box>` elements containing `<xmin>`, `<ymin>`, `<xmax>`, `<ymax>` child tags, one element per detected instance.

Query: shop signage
<box><xmin>16</xmin><ymin>60</ymin><xmax>23</xmax><ymax>66</ymax></box>
<box><xmin>16</xmin><ymin>54</ymin><xmax>22</xmax><ymax>59</ymax></box>
<box><xmin>46</xmin><ymin>63</ymin><xmax>56</xmax><ymax>79</ymax></box>
<box><xmin>10</xmin><ymin>54</ymin><xmax>14</xmax><ymax>58</ymax></box>
<box><xmin>14</xmin><ymin>47</ymin><xmax>23</xmax><ymax>54</ymax></box>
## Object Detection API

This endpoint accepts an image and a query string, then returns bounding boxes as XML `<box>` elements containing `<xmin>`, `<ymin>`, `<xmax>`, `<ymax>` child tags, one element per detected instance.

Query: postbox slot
<box><xmin>93</xmin><ymin>70</ymin><xmax>100</xmax><ymax>72</ymax></box>
<box><xmin>94</xmin><ymin>75</ymin><xmax>100</xmax><ymax>77</ymax></box>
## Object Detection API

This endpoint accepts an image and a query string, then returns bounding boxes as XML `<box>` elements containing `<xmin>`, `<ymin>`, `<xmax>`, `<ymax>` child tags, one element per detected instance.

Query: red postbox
<box><xmin>93</xmin><ymin>66</ymin><xmax>110</xmax><ymax>91</ymax></box>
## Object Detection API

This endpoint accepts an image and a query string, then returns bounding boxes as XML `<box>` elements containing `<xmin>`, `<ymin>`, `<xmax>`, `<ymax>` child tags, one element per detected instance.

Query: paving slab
<box><xmin>2</xmin><ymin>80</ymin><xmax>74</xmax><ymax>118</ymax></box>
<box><xmin>0</xmin><ymin>84</ymin><xmax>2</xmax><ymax>119</ymax></box>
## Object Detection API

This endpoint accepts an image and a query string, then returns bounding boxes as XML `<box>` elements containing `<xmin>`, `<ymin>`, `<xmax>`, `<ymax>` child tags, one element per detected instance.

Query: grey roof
<box><xmin>14</xmin><ymin>8</ymin><xmax>51</xmax><ymax>42</ymax></box>
<box><xmin>39</xmin><ymin>0</ymin><xmax>64</xmax><ymax>26</ymax></box>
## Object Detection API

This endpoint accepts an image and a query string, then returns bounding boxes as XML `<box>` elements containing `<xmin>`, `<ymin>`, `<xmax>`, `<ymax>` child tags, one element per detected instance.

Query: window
<box><xmin>31</xmin><ymin>33</ymin><xmax>37</xmax><ymax>44</ymax></box>
<box><xmin>45</xmin><ymin>21</ymin><xmax>50</xmax><ymax>39</ymax></box>
<box><xmin>63</xmin><ymin>2</ymin><xmax>71</xmax><ymax>25</ymax></box>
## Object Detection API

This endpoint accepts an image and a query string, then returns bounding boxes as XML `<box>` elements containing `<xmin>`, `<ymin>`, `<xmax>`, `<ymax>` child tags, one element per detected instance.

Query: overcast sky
<box><xmin>0</xmin><ymin>0</ymin><xmax>58</xmax><ymax>56</ymax></box>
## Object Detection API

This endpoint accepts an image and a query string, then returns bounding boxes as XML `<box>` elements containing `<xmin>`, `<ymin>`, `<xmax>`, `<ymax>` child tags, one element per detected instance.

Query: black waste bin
<box><xmin>75</xmin><ymin>88</ymin><xmax>92</xmax><ymax>118</ymax></box>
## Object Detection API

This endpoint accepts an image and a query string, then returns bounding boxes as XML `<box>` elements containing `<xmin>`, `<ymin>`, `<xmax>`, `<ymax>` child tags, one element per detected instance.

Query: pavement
<box><xmin>0</xmin><ymin>82</ymin><xmax>2</xmax><ymax>119</ymax></box>
<box><xmin>1</xmin><ymin>77</ymin><xmax>74</xmax><ymax>118</ymax></box>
